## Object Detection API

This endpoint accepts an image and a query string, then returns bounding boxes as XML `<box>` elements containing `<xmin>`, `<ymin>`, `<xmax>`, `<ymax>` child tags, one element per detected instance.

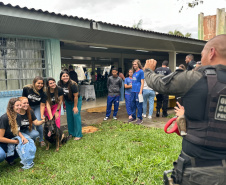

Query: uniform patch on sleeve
<box><xmin>215</xmin><ymin>95</ymin><xmax>226</xmax><ymax>121</ymax></box>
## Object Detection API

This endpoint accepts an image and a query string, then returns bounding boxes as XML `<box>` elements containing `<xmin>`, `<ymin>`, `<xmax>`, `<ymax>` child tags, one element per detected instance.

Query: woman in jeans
<box><xmin>22</xmin><ymin>76</ymin><xmax>52</xmax><ymax>147</ymax></box>
<box><xmin>58</xmin><ymin>71</ymin><xmax>82</xmax><ymax>140</ymax></box>
<box><xmin>142</xmin><ymin>79</ymin><xmax>155</xmax><ymax>119</ymax></box>
<box><xmin>0</xmin><ymin>98</ymin><xmax>28</xmax><ymax>165</ymax></box>
<box><xmin>19</xmin><ymin>97</ymin><xmax>45</xmax><ymax>141</ymax></box>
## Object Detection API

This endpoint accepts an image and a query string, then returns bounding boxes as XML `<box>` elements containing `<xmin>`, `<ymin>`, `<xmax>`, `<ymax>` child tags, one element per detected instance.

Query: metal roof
<box><xmin>0</xmin><ymin>2</ymin><xmax>206</xmax><ymax>53</ymax></box>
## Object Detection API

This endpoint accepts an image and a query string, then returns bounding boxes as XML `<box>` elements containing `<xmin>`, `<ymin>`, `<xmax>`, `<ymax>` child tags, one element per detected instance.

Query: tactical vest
<box><xmin>184</xmin><ymin>67</ymin><xmax>226</xmax><ymax>149</ymax></box>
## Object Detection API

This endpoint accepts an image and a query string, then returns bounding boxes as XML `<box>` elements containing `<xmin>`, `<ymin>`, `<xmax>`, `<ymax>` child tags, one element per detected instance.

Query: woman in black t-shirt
<box><xmin>19</xmin><ymin>97</ymin><xmax>45</xmax><ymax>141</ymax></box>
<box><xmin>44</xmin><ymin>77</ymin><xmax>63</xmax><ymax>128</ymax></box>
<box><xmin>58</xmin><ymin>71</ymin><xmax>83</xmax><ymax>140</ymax></box>
<box><xmin>22</xmin><ymin>76</ymin><xmax>52</xmax><ymax>147</ymax></box>
<box><xmin>0</xmin><ymin>98</ymin><xmax>28</xmax><ymax>165</ymax></box>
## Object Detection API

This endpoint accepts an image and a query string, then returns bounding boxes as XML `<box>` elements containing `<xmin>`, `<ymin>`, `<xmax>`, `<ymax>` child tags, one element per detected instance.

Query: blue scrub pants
<box><xmin>30</xmin><ymin>105</ymin><xmax>44</xmax><ymax>142</ymax></box>
<box><xmin>131</xmin><ymin>92</ymin><xmax>143</xmax><ymax>120</ymax></box>
<box><xmin>106</xmin><ymin>96</ymin><xmax>120</xmax><ymax>117</ymax></box>
<box><xmin>125</xmin><ymin>94</ymin><xmax>132</xmax><ymax>116</ymax></box>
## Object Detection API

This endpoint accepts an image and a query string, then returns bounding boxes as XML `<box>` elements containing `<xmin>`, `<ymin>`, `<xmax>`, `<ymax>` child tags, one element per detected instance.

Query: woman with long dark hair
<box><xmin>19</xmin><ymin>97</ymin><xmax>45</xmax><ymax>140</ymax></box>
<box><xmin>22</xmin><ymin>76</ymin><xmax>52</xmax><ymax>147</ymax></box>
<box><xmin>58</xmin><ymin>71</ymin><xmax>82</xmax><ymax>140</ymax></box>
<box><xmin>44</xmin><ymin>77</ymin><xmax>64</xmax><ymax>128</ymax></box>
<box><xmin>0</xmin><ymin>98</ymin><xmax>28</xmax><ymax>165</ymax></box>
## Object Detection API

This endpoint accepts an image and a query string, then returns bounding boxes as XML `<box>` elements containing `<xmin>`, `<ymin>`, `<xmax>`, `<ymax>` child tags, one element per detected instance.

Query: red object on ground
<box><xmin>164</xmin><ymin>117</ymin><xmax>181</xmax><ymax>136</ymax></box>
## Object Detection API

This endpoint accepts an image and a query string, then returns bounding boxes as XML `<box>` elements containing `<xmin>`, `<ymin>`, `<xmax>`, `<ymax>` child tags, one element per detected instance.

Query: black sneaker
<box><xmin>135</xmin><ymin>119</ymin><xmax>143</xmax><ymax>125</ymax></box>
<box><xmin>128</xmin><ymin>118</ymin><xmax>136</xmax><ymax>122</ymax></box>
<box><xmin>7</xmin><ymin>161</ymin><xmax>16</xmax><ymax>166</ymax></box>
<box><xmin>156</xmin><ymin>109</ymin><xmax>160</xmax><ymax>117</ymax></box>
<box><xmin>162</xmin><ymin>111</ymin><xmax>168</xmax><ymax>117</ymax></box>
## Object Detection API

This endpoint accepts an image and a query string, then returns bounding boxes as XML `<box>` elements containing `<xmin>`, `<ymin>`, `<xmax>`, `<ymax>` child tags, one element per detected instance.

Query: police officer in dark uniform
<box><xmin>185</xmin><ymin>54</ymin><xmax>196</xmax><ymax>71</ymax></box>
<box><xmin>155</xmin><ymin>60</ymin><xmax>171</xmax><ymax>117</ymax></box>
<box><xmin>144</xmin><ymin>34</ymin><xmax>226</xmax><ymax>185</ymax></box>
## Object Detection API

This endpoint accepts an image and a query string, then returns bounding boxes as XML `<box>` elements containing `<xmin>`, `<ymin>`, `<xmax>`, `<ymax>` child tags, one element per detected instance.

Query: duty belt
<box><xmin>181</xmin><ymin>151</ymin><xmax>226</xmax><ymax>168</ymax></box>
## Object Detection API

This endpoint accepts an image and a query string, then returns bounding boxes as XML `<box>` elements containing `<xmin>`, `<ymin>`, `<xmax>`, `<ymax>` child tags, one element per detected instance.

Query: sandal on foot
<box><xmin>74</xmin><ymin>137</ymin><xmax>82</xmax><ymax>141</ymax></box>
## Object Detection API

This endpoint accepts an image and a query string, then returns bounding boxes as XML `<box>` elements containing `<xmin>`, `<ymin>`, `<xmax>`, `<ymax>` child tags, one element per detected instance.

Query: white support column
<box><xmin>45</xmin><ymin>39</ymin><xmax>61</xmax><ymax>81</ymax></box>
<box><xmin>168</xmin><ymin>51</ymin><xmax>177</xmax><ymax>72</ymax></box>
<box><xmin>118</xmin><ymin>53</ymin><xmax>124</xmax><ymax>73</ymax></box>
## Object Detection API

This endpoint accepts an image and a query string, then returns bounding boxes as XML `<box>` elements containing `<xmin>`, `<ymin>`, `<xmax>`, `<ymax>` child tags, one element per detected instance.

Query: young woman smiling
<box><xmin>0</xmin><ymin>98</ymin><xmax>28</xmax><ymax>165</ymax></box>
<box><xmin>58</xmin><ymin>71</ymin><xmax>82</xmax><ymax>140</ymax></box>
<box><xmin>22</xmin><ymin>76</ymin><xmax>52</xmax><ymax>147</ymax></box>
<box><xmin>19</xmin><ymin>97</ymin><xmax>45</xmax><ymax>141</ymax></box>
<box><xmin>44</xmin><ymin>77</ymin><xmax>63</xmax><ymax>128</ymax></box>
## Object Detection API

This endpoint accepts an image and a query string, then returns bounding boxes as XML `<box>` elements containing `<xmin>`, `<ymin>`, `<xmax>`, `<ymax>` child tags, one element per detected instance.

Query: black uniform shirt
<box><xmin>187</xmin><ymin>60</ymin><xmax>196</xmax><ymax>71</ymax></box>
<box><xmin>20</xmin><ymin>110</ymin><xmax>37</xmax><ymax>131</ymax></box>
<box><xmin>22</xmin><ymin>87</ymin><xmax>47</xmax><ymax>107</ymax></box>
<box><xmin>0</xmin><ymin>113</ymin><xmax>21</xmax><ymax>139</ymax></box>
<box><xmin>49</xmin><ymin>87</ymin><xmax>64</xmax><ymax>105</ymax></box>
<box><xmin>155</xmin><ymin>67</ymin><xmax>171</xmax><ymax>76</ymax></box>
<box><xmin>60</xmin><ymin>83</ymin><xmax>78</xmax><ymax>102</ymax></box>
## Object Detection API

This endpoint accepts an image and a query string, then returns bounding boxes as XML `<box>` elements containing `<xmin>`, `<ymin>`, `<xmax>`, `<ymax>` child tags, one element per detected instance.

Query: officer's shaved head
<box><xmin>206</xmin><ymin>34</ymin><xmax>226</xmax><ymax>59</ymax></box>
<box><xmin>201</xmin><ymin>34</ymin><xmax>226</xmax><ymax>66</ymax></box>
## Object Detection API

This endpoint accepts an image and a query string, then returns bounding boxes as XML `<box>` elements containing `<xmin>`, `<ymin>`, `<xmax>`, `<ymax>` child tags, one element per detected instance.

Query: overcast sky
<box><xmin>1</xmin><ymin>0</ymin><xmax>226</xmax><ymax>39</ymax></box>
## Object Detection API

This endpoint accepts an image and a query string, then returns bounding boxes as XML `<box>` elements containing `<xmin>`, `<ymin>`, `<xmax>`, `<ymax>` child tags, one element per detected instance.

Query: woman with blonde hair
<box><xmin>22</xmin><ymin>76</ymin><xmax>52</xmax><ymax>147</ymax></box>
<box><xmin>19</xmin><ymin>97</ymin><xmax>45</xmax><ymax>141</ymax></box>
<box><xmin>0</xmin><ymin>98</ymin><xmax>28</xmax><ymax>165</ymax></box>
<box><xmin>129</xmin><ymin>59</ymin><xmax>144</xmax><ymax>124</ymax></box>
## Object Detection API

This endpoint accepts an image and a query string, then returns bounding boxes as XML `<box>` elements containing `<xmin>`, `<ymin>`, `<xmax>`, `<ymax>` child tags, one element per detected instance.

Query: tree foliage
<box><xmin>179</xmin><ymin>0</ymin><xmax>204</xmax><ymax>12</ymax></box>
<box><xmin>168</xmin><ymin>30</ymin><xmax>192</xmax><ymax>38</ymax></box>
<box><xmin>133</xmin><ymin>19</ymin><xmax>143</xmax><ymax>29</ymax></box>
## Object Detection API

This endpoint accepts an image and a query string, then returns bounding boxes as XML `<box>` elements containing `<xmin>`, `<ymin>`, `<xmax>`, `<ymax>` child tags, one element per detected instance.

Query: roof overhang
<box><xmin>0</xmin><ymin>3</ymin><xmax>206</xmax><ymax>54</ymax></box>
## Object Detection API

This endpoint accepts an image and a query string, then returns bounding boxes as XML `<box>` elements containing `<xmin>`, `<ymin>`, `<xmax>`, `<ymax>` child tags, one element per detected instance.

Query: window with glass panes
<box><xmin>0</xmin><ymin>37</ymin><xmax>46</xmax><ymax>91</ymax></box>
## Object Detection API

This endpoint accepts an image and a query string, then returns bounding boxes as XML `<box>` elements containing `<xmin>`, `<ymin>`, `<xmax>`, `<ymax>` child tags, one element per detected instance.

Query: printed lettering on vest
<box><xmin>215</xmin><ymin>95</ymin><xmax>226</xmax><ymax>121</ymax></box>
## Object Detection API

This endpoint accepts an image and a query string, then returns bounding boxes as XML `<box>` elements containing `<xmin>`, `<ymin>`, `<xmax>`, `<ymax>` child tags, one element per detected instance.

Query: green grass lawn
<box><xmin>0</xmin><ymin>121</ymin><xmax>182</xmax><ymax>185</ymax></box>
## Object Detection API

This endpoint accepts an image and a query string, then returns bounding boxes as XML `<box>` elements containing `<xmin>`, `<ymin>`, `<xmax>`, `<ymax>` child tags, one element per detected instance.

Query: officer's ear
<box><xmin>209</xmin><ymin>47</ymin><xmax>216</xmax><ymax>61</ymax></box>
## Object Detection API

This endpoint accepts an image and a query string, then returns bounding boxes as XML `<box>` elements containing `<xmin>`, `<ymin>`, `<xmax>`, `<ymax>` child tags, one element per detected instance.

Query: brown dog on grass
<box><xmin>44</xmin><ymin>116</ymin><xmax>68</xmax><ymax>152</ymax></box>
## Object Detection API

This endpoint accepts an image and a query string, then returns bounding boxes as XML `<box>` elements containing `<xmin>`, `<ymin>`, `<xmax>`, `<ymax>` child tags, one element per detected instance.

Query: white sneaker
<box><xmin>142</xmin><ymin>114</ymin><xmax>146</xmax><ymax>118</ymax></box>
<box><xmin>148</xmin><ymin>115</ymin><xmax>152</xmax><ymax>119</ymax></box>
<box><xmin>113</xmin><ymin>116</ymin><xmax>117</xmax><ymax>120</ymax></box>
<box><xmin>104</xmin><ymin>117</ymin><xmax>108</xmax><ymax>121</ymax></box>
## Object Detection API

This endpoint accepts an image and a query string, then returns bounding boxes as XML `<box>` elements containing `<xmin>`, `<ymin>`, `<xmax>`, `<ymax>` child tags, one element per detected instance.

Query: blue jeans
<box><xmin>21</xmin><ymin>129</ymin><xmax>39</xmax><ymax>141</ymax></box>
<box><xmin>0</xmin><ymin>146</ymin><xmax>6</xmax><ymax>163</ymax></box>
<box><xmin>106</xmin><ymin>96</ymin><xmax>120</xmax><ymax>117</ymax></box>
<box><xmin>119</xmin><ymin>81</ymin><xmax>124</xmax><ymax>101</ymax></box>
<box><xmin>131</xmin><ymin>92</ymin><xmax>143</xmax><ymax>120</ymax></box>
<box><xmin>30</xmin><ymin>105</ymin><xmax>44</xmax><ymax>142</ymax></box>
<box><xmin>65</xmin><ymin>96</ymin><xmax>83</xmax><ymax>138</ymax></box>
<box><xmin>0</xmin><ymin>143</ymin><xmax>18</xmax><ymax>163</ymax></box>
<box><xmin>143</xmin><ymin>89</ymin><xmax>155</xmax><ymax>116</ymax></box>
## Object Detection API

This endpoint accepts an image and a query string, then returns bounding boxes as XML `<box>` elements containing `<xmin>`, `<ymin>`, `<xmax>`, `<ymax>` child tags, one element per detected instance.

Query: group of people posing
<box><xmin>104</xmin><ymin>59</ymin><xmax>172</xmax><ymax>124</ymax></box>
<box><xmin>0</xmin><ymin>70</ymin><xmax>82</xmax><ymax>165</ymax></box>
